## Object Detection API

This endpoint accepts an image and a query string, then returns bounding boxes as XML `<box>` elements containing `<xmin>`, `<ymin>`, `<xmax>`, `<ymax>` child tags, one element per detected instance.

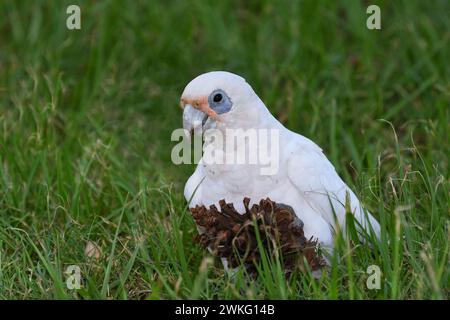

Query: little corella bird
<box><xmin>180</xmin><ymin>71</ymin><xmax>380</xmax><ymax>250</ymax></box>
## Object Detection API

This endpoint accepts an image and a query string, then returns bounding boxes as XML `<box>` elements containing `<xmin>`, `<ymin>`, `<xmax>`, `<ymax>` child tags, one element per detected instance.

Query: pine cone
<box><xmin>190</xmin><ymin>198</ymin><xmax>326</xmax><ymax>275</ymax></box>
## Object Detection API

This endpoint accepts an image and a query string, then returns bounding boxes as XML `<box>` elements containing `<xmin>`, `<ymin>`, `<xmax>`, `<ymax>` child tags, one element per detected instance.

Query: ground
<box><xmin>0</xmin><ymin>0</ymin><xmax>448</xmax><ymax>299</ymax></box>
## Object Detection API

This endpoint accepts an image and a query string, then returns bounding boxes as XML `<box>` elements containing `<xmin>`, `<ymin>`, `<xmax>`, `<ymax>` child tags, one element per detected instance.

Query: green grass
<box><xmin>0</xmin><ymin>0</ymin><xmax>448</xmax><ymax>299</ymax></box>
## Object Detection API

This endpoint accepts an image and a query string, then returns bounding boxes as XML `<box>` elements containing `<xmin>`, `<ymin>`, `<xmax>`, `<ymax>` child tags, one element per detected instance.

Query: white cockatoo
<box><xmin>180</xmin><ymin>71</ymin><xmax>380</xmax><ymax>249</ymax></box>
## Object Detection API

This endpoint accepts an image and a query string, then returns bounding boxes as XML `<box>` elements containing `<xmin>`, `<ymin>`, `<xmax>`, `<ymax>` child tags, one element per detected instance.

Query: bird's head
<box><xmin>180</xmin><ymin>71</ymin><xmax>260</xmax><ymax>135</ymax></box>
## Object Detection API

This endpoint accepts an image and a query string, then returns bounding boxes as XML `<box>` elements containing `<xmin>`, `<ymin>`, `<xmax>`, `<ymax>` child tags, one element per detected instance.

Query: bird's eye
<box><xmin>208</xmin><ymin>89</ymin><xmax>232</xmax><ymax>114</ymax></box>
<box><xmin>213</xmin><ymin>93</ymin><xmax>223</xmax><ymax>103</ymax></box>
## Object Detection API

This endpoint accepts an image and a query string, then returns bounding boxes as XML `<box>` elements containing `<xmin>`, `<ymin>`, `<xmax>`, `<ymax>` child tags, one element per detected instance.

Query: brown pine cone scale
<box><xmin>190</xmin><ymin>198</ymin><xmax>326</xmax><ymax>275</ymax></box>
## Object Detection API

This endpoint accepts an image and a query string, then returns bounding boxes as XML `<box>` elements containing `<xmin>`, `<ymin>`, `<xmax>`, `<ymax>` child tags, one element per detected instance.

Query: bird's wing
<box><xmin>286</xmin><ymin>136</ymin><xmax>380</xmax><ymax>237</ymax></box>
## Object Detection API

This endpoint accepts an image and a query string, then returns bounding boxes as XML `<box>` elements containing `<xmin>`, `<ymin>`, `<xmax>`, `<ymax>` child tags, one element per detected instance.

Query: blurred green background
<box><xmin>0</xmin><ymin>0</ymin><xmax>448</xmax><ymax>299</ymax></box>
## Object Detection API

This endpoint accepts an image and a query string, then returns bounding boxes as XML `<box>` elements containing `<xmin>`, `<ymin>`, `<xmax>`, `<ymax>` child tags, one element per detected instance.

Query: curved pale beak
<box><xmin>180</xmin><ymin>97</ymin><xmax>219</xmax><ymax>138</ymax></box>
<box><xmin>183</xmin><ymin>104</ymin><xmax>208</xmax><ymax>137</ymax></box>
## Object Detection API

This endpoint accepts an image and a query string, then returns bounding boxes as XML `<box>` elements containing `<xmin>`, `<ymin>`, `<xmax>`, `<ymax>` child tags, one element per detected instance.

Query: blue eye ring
<box><xmin>208</xmin><ymin>89</ymin><xmax>232</xmax><ymax>114</ymax></box>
